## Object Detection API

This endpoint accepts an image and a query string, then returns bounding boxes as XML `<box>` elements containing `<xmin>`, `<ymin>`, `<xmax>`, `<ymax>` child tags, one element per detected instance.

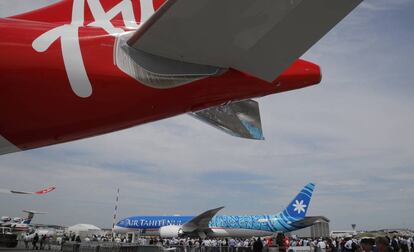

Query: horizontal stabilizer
<box><xmin>129</xmin><ymin>0</ymin><xmax>362</xmax><ymax>82</ymax></box>
<box><xmin>23</xmin><ymin>210</ymin><xmax>47</xmax><ymax>215</ymax></box>
<box><xmin>291</xmin><ymin>216</ymin><xmax>328</xmax><ymax>228</ymax></box>
<box><xmin>191</xmin><ymin>100</ymin><xmax>264</xmax><ymax>140</ymax></box>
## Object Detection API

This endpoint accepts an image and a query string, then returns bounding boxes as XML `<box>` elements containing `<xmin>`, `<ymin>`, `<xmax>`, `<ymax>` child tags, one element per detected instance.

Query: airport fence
<box><xmin>61</xmin><ymin>243</ymin><xmax>312</xmax><ymax>252</ymax></box>
<box><xmin>62</xmin><ymin>243</ymin><xmax>164</xmax><ymax>252</ymax></box>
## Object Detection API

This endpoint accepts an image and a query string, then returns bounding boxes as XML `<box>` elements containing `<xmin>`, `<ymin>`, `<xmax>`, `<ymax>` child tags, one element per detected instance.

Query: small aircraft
<box><xmin>114</xmin><ymin>183</ymin><xmax>323</xmax><ymax>238</ymax></box>
<box><xmin>0</xmin><ymin>210</ymin><xmax>47</xmax><ymax>232</ymax></box>
<box><xmin>0</xmin><ymin>186</ymin><xmax>56</xmax><ymax>195</ymax></box>
<box><xmin>0</xmin><ymin>0</ymin><xmax>362</xmax><ymax>155</ymax></box>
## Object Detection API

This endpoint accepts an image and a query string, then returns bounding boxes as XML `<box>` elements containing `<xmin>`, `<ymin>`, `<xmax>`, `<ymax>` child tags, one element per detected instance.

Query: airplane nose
<box><xmin>113</xmin><ymin>225</ymin><xmax>127</xmax><ymax>234</ymax></box>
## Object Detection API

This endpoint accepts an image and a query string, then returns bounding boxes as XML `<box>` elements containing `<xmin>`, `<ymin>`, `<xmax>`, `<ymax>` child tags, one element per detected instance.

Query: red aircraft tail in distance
<box><xmin>34</xmin><ymin>186</ymin><xmax>56</xmax><ymax>195</ymax></box>
<box><xmin>0</xmin><ymin>186</ymin><xmax>56</xmax><ymax>195</ymax></box>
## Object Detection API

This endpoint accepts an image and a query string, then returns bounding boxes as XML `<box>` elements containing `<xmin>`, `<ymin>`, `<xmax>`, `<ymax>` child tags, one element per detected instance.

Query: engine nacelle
<box><xmin>159</xmin><ymin>225</ymin><xmax>184</xmax><ymax>238</ymax></box>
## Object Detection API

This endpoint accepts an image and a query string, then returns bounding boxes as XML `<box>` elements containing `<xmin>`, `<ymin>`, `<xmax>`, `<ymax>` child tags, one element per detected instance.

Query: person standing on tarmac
<box><xmin>376</xmin><ymin>237</ymin><xmax>394</xmax><ymax>252</ymax></box>
<box><xmin>360</xmin><ymin>238</ymin><xmax>376</xmax><ymax>252</ymax></box>
<box><xmin>253</xmin><ymin>237</ymin><xmax>264</xmax><ymax>252</ymax></box>
<box><xmin>392</xmin><ymin>237</ymin><xmax>401</xmax><ymax>252</ymax></box>
<box><xmin>326</xmin><ymin>238</ymin><xmax>338</xmax><ymax>252</ymax></box>
<box><xmin>23</xmin><ymin>233</ymin><xmax>30</xmax><ymax>249</ymax></box>
<box><xmin>40</xmin><ymin>235</ymin><xmax>46</xmax><ymax>250</ymax></box>
<box><xmin>32</xmin><ymin>233</ymin><xmax>39</xmax><ymax>250</ymax></box>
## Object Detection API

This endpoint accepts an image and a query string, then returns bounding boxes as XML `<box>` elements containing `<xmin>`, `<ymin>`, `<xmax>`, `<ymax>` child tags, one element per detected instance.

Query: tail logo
<box><xmin>292</xmin><ymin>199</ymin><xmax>307</xmax><ymax>214</ymax></box>
<box><xmin>32</xmin><ymin>0</ymin><xmax>155</xmax><ymax>98</ymax></box>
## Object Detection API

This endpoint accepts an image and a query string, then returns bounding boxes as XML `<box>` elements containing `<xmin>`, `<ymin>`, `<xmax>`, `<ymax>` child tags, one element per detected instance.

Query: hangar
<box><xmin>289</xmin><ymin>217</ymin><xmax>330</xmax><ymax>238</ymax></box>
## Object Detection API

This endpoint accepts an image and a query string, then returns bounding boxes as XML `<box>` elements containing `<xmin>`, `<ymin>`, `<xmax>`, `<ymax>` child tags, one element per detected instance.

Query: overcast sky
<box><xmin>0</xmin><ymin>0</ymin><xmax>413</xmax><ymax>231</ymax></box>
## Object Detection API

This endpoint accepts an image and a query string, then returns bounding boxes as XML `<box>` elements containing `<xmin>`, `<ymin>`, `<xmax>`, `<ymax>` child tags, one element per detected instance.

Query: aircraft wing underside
<box><xmin>127</xmin><ymin>0</ymin><xmax>362</xmax><ymax>82</ymax></box>
<box><xmin>191</xmin><ymin>99</ymin><xmax>264</xmax><ymax>140</ymax></box>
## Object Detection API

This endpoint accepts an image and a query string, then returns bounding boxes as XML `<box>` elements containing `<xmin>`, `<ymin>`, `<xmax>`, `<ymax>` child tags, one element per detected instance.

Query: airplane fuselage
<box><xmin>115</xmin><ymin>214</ymin><xmax>292</xmax><ymax>237</ymax></box>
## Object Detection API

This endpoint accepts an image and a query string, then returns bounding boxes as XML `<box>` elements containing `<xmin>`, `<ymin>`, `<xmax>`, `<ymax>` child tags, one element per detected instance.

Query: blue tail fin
<box><xmin>282</xmin><ymin>182</ymin><xmax>315</xmax><ymax>220</ymax></box>
<box><xmin>21</xmin><ymin>210</ymin><xmax>46</xmax><ymax>224</ymax></box>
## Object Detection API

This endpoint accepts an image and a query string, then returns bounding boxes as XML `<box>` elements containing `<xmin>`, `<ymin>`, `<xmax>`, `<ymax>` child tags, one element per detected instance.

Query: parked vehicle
<box><xmin>0</xmin><ymin>227</ymin><xmax>18</xmax><ymax>248</ymax></box>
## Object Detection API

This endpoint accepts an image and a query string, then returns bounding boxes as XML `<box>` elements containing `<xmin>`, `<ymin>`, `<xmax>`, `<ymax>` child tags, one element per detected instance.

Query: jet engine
<box><xmin>159</xmin><ymin>225</ymin><xmax>184</xmax><ymax>238</ymax></box>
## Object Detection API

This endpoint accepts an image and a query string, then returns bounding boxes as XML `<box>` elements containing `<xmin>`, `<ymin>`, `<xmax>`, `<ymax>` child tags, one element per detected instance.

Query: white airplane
<box><xmin>1</xmin><ymin>210</ymin><xmax>47</xmax><ymax>232</ymax></box>
<box><xmin>26</xmin><ymin>228</ymin><xmax>56</xmax><ymax>238</ymax></box>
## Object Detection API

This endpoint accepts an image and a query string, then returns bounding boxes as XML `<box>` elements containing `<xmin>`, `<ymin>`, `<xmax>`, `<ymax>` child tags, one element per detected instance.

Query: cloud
<box><xmin>0</xmin><ymin>0</ymin><xmax>413</xmax><ymax>231</ymax></box>
<box><xmin>0</xmin><ymin>0</ymin><xmax>58</xmax><ymax>17</ymax></box>
<box><xmin>360</xmin><ymin>0</ymin><xmax>413</xmax><ymax>11</ymax></box>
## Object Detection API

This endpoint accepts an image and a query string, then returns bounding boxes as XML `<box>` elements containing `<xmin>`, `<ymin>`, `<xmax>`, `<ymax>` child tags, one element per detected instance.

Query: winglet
<box><xmin>282</xmin><ymin>183</ymin><xmax>315</xmax><ymax>220</ymax></box>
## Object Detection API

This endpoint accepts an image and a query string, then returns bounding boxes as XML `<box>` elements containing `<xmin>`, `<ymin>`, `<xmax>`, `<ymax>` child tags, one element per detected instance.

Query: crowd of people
<box><xmin>287</xmin><ymin>236</ymin><xmax>414</xmax><ymax>252</ymax></box>
<box><xmin>22</xmin><ymin>233</ymin><xmax>53</xmax><ymax>250</ymax></box>
<box><xmin>137</xmin><ymin>237</ymin><xmax>268</xmax><ymax>249</ymax></box>
<box><xmin>133</xmin><ymin>235</ymin><xmax>414</xmax><ymax>252</ymax></box>
<box><xmin>19</xmin><ymin>231</ymin><xmax>414</xmax><ymax>252</ymax></box>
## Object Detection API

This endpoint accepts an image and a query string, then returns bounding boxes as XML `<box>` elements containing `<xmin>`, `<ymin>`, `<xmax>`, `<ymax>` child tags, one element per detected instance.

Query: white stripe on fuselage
<box><xmin>209</xmin><ymin>228</ymin><xmax>274</xmax><ymax>238</ymax></box>
<box><xmin>0</xmin><ymin>135</ymin><xmax>20</xmax><ymax>155</ymax></box>
<box><xmin>114</xmin><ymin>225</ymin><xmax>274</xmax><ymax>238</ymax></box>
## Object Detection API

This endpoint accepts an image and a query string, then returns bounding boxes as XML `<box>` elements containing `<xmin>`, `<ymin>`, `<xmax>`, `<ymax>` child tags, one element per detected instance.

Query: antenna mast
<box><xmin>111</xmin><ymin>187</ymin><xmax>120</xmax><ymax>237</ymax></box>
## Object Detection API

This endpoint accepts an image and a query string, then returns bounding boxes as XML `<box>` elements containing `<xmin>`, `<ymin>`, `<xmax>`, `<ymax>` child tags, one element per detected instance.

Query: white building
<box><xmin>67</xmin><ymin>224</ymin><xmax>104</xmax><ymax>238</ymax></box>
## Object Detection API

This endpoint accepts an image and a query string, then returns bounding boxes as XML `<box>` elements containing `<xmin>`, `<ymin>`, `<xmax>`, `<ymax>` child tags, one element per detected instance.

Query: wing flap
<box><xmin>128</xmin><ymin>0</ymin><xmax>362</xmax><ymax>82</ymax></box>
